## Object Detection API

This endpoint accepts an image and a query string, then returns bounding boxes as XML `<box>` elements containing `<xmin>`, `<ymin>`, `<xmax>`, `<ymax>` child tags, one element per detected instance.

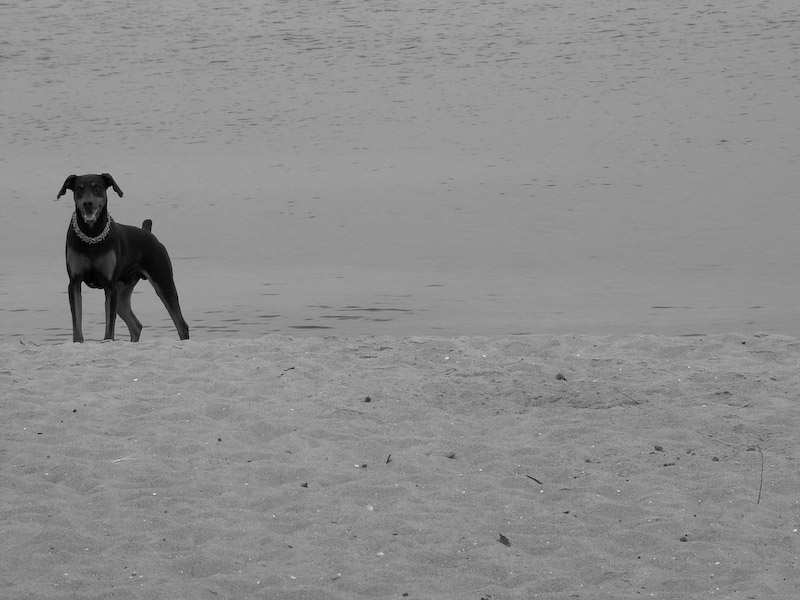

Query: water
<box><xmin>2</xmin><ymin>0</ymin><xmax>799</xmax><ymax>343</ymax></box>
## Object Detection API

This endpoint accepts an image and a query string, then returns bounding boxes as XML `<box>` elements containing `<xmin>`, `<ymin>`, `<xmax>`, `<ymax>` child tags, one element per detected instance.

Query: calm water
<box><xmin>2</xmin><ymin>0</ymin><xmax>800</xmax><ymax>343</ymax></box>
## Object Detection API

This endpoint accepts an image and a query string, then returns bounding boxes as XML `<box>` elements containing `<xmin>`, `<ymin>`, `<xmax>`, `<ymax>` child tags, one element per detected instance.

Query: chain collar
<box><xmin>71</xmin><ymin>211</ymin><xmax>113</xmax><ymax>244</ymax></box>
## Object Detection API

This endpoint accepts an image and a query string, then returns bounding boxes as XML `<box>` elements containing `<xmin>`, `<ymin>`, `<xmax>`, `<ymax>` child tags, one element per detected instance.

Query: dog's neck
<box><xmin>72</xmin><ymin>210</ymin><xmax>114</xmax><ymax>245</ymax></box>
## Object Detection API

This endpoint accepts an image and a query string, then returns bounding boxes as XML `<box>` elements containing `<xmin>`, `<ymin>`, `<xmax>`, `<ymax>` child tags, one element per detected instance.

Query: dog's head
<box><xmin>57</xmin><ymin>173</ymin><xmax>123</xmax><ymax>226</ymax></box>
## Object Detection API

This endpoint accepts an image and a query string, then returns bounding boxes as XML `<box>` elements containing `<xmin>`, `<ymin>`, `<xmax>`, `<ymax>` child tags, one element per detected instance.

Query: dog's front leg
<box><xmin>103</xmin><ymin>286</ymin><xmax>118</xmax><ymax>341</ymax></box>
<box><xmin>68</xmin><ymin>280</ymin><xmax>84</xmax><ymax>343</ymax></box>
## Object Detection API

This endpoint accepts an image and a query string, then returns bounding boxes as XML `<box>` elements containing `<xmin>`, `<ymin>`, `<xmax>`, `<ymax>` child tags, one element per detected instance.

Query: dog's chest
<box><xmin>66</xmin><ymin>247</ymin><xmax>117</xmax><ymax>288</ymax></box>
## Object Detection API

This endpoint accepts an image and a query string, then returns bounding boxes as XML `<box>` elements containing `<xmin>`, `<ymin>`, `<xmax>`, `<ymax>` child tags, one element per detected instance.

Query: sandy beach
<box><xmin>3</xmin><ymin>333</ymin><xmax>800</xmax><ymax>598</ymax></box>
<box><xmin>3</xmin><ymin>0</ymin><xmax>800</xmax><ymax>596</ymax></box>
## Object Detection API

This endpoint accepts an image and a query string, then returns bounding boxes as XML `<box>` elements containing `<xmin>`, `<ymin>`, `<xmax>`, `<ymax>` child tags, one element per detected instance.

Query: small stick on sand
<box><xmin>756</xmin><ymin>443</ymin><xmax>764</xmax><ymax>504</ymax></box>
<box><xmin>613</xmin><ymin>387</ymin><xmax>639</xmax><ymax>404</ymax></box>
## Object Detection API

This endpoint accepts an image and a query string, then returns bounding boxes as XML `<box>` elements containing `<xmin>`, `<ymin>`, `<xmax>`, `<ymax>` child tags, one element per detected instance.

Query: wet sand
<box><xmin>3</xmin><ymin>0</ymin><xmax>800</xmax><ymax>342</ymax></box>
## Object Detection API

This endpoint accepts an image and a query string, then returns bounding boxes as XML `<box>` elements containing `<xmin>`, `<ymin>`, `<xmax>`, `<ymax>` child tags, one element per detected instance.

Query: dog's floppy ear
<box><xmin>57</xmin><ymin>174</ymin><xmax>77</xmax><ymax>200</ymax></box>
<box><xmin>101</xmin><ymin>173</ymin><xmax>124</xmax><ymax>197</ymax></box>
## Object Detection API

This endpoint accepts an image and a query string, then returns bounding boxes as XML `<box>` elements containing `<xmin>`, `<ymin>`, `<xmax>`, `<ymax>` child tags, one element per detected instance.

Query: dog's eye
<box><xmin>92</xmin><ymin>184</ymin><xmax>103</xmax><ymax>195</ymax></box>
<box><xmin>75</xmin><ymin>185</ymin><xmax>84</xmax><ymax>198</ymax></box>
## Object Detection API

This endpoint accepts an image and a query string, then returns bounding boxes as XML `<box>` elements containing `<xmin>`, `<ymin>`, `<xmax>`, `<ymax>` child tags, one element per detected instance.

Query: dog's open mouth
<box><xmin>79</xmin><ymin>206</ymin><xmax>103</xmax><ymax>225</ymax></box>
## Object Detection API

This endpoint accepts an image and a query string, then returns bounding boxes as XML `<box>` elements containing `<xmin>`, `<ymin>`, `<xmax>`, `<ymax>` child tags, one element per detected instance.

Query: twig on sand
<box><xmin>613</xmin><ymin>387</ymin><xmax>639</xmax><ymax>404</ymax></box>
<box><xmin>755</xmin><ymin>443</ymin><xmax>764</xmax><ymax>504</ymax></box>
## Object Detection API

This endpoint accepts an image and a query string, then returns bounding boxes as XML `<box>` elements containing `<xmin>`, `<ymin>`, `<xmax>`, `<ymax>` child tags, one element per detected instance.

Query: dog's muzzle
<box><xmin>79</xmin><ymin>204</ymin><xmax>103</xmax><ymax>225</ymax></box>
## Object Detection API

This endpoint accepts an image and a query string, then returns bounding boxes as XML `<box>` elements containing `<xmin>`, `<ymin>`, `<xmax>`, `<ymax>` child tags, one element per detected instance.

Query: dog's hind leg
<box><xmin>162</xmin><ymin>292</ymin><xmax>190</xmax><ymax>340</ymax></box>
<box><xmin>116</xmin><ymin>281</ymin><xmax>143</xmax><ymax>342</ymax></box>
<box><xmin>149</xmin><ymin>278</ymin><xmax>190</xmax><ymax>340</ymax></box>
<box><xmin>141</xmin><ymin>233</ymin><xmax>189</xmax><ymax>340</ymax></box>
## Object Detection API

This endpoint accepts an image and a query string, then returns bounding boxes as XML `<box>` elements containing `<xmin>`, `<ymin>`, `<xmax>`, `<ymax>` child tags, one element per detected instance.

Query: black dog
<box><xmin>58</xmin><ymin>173</ymin><xmax>189</xmax><ymax>342</ymax></box>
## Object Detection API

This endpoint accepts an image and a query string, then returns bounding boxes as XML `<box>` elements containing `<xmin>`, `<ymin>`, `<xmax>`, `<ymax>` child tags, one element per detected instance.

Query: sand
<box><xmin>3</xmin><ymin>333</ymin><xmax>800</xmax><ymax>599</ymax></box>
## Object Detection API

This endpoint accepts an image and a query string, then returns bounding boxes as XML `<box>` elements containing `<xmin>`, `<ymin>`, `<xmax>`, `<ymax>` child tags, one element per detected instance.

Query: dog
<box><xmin>57</xmin><ymin>173</ymin><xmax>189</xmax><ymax>342</ymax></box>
